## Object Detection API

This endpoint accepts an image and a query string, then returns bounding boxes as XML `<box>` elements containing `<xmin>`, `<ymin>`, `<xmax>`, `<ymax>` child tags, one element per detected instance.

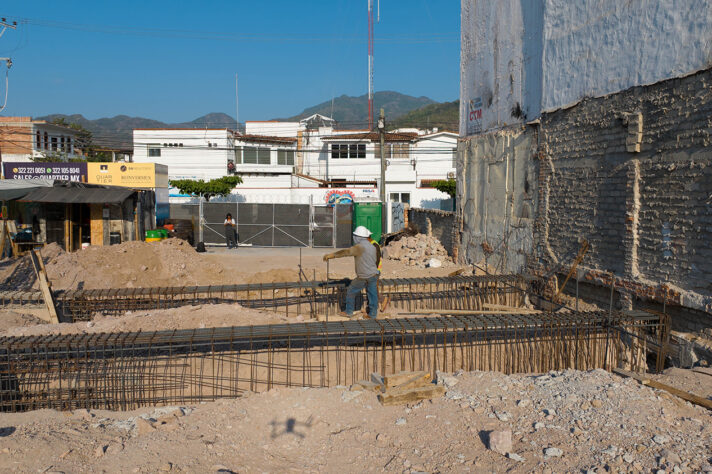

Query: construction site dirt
<box><xmin>0</xmin><ymin>238</ymin><xmax>709</xmax><ymax>473</ymax></box>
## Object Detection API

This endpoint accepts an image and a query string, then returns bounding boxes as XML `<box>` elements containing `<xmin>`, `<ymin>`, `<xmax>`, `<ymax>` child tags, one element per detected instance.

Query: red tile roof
<box><xmin>319</xmin><ymin>132</ymin><xmax>417</xmax><ymax>142</ymax></box>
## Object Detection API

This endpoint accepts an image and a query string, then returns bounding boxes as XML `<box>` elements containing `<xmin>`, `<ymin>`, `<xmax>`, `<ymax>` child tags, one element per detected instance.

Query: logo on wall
<box><xmin>325</xmin><ymin>189</ymin><xmax>355</xmax><ymax>206</ymax></box>
<box><xmin>467</xmin><ymin>97</ymin><xmax>483</xmax><ymax>135</ymax></box>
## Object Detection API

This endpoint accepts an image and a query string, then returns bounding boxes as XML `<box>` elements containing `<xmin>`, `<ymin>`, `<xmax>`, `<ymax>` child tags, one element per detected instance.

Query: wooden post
<box><xmin>29</xmin><ymin>249</ymin><xmax>59</xmax><ymax>324</ymax></box>
<box><xmin>64</xmin><ymin>204</ymin><xmax>71</xmax><ymax>252</ymax></box>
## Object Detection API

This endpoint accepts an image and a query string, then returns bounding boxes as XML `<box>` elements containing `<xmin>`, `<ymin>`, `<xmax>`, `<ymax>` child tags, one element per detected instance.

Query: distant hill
<box><xmin>279</xmin><ymin>91</ymin><xmax>436</xmax><ymax>126</ymax></box>
<box><xmin>389</xmin><ymin>100</ymin><xmax>459</xmax><ymax>132</ymax></box>
<box><xmin>35</xmin><ymin>113</ymin><xmax>237</xmax><ymax>148</ymax></box>
<box><xmin>34</xmin><ymin>92</ymin><xmax>446</xmax><ymax>148</ymax></box>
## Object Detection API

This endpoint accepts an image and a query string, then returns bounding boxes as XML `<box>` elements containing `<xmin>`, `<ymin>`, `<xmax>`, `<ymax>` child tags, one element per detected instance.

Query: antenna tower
<box><xmin>367</xmin><ymin>0</ymin><xmax>375</xmax><ymax>129</ymax></box>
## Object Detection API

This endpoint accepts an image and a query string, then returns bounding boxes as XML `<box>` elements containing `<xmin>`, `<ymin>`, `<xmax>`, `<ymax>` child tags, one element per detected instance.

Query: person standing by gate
<box><xmin>322</xmin><ymin>226</ymin><xmax>381</xmax><ymax>319</ymax></box>
<box><xmin>224</xmin><ymin>213</ymin><xmax>237</xmax><ymax>249</ymax></box>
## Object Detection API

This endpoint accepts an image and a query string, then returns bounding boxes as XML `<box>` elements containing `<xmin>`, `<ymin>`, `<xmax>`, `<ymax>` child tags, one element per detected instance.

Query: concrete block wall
<box><xmin>535</xmin><ymin>68</ymin><xmax>712</xmax><ymax>314</ymax></box>
<box><xmin>408</xmin><ymin>208</ymin><xmax>455</xmax><ymax>256</ymax></box>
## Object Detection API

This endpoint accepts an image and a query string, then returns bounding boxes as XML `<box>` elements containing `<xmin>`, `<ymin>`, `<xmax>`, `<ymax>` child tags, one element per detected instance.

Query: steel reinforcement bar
<box><xmin>0</xmin><ymin>275</ymin><xmax>527</xmax><ymax>321</ymax></box>
<box><xmin>0</xmin><ymin>310</ymin><xmax>664</xmax><ymax>412</ymax></box>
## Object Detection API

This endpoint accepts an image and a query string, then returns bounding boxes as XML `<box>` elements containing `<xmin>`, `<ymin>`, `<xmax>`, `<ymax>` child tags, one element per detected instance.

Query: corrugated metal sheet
<box><xmin>20</xmin><ymin>187</ymin><xmax>134</xmax><ymax>204</ymax></box>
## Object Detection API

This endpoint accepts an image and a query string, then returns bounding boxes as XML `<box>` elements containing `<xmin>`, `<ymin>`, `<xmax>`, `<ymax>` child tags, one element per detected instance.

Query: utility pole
<box><xmin>378</xmin><ymin>108</ymin><xmax>386</xmax><ymax>235</ymax></box>
<box><xmin>0</xmin><ymin>18</ymin><xmax>17</xmax><ymax>114</ymax></box>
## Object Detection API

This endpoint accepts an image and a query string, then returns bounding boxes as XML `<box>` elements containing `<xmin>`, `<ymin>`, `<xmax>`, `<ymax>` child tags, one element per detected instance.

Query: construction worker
<box><xmin>323</xmin><ymin>225</ymin><xmax>381</xmax><ymax>319</ymax></box>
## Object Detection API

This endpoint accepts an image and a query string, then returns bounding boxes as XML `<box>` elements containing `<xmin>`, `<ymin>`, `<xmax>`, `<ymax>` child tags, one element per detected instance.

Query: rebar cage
<box><xmin>0</xmin><ymin>310</ymin><xmax>664</xmax><ymax>412</ymax></box>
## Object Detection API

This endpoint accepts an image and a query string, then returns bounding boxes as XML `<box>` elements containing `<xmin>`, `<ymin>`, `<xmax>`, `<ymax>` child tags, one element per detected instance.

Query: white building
<box><xmin>0</xmin><ymin>117</ymin><xmax>82</xmax><ymax>162</ymax></box>
<box><xmin>132</xmin><ymin>116</ymin><xmax>456</xmax><ymax>210</ymax></box>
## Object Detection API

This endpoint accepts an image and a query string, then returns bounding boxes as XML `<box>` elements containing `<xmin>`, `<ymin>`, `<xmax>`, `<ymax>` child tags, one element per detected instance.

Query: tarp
<box><xmin>19</xmin><ymin>186</ymin><xmax>134</xmax><ymax>204</ymax></box>
<box><xmin>0</xmin><ymin>179</ymin><xmax>54</xmax><ymax>201</ymax></box>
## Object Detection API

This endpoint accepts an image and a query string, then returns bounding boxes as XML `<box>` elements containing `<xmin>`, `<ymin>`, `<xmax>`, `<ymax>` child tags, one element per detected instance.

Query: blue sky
<box><xmin>0</xmin><ymin>1</ymin><xmax>459</xmax><ymax>123</ymax></box>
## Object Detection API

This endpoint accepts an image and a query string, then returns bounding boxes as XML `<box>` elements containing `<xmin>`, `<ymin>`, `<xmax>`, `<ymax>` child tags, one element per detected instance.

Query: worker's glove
<box><xmin>323</xmin><ymin>254</ymin><xmax>332</xmax><ymax>262</ymax></box>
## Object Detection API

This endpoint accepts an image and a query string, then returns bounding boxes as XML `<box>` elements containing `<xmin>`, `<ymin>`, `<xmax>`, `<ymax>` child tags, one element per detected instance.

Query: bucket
<box><xmin>146</xmin><ymin>237</ymin><xmax>162</xmax><ymax>243</ymax></box>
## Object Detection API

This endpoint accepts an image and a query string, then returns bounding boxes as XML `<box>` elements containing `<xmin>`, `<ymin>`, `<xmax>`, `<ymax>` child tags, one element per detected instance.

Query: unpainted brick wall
<box><xmin>408</xmin><ymin>208</ymin><xmax>455</xmax><ymax>256</ymax></box>
<box><xmin>535</xmin><ymin>68</ymin><xmax>712</xmax><ymax>313</ymax></box>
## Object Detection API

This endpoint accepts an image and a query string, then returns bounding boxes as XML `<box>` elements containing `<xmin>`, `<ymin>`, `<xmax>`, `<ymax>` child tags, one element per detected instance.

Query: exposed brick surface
<box><xmin>533</xmin><ymin>68</ymin><xmax>712</xmax><ymax>314</ymax></box>
<box><xmin>408</xmin><ymin>208</ymin><xmax>455</xmax><ymax>256</ymax></box>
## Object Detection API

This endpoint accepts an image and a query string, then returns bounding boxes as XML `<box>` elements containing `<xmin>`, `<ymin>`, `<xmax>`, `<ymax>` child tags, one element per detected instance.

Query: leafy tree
<box><xmin>170</xmin><ymin>176</ymin><xmax>244</xmax><ymax>201</ymax></box>
<box><xmin>431</xmin><ymin>179</ymin><xmax>456</xmax><ymax>198</ymax></box>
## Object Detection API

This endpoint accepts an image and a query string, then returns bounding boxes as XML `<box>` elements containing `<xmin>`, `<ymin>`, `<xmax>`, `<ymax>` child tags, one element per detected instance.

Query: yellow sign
<box><xmin>87</xmin><ymin>163</ymin><xmax>167</xmax><ymax>188</ymax></box>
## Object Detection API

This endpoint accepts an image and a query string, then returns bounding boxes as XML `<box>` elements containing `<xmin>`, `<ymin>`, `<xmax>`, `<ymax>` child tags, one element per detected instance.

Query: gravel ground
<box><xmin>0</xmin><ymin>369</ymin><xmax>709</xmax><ymax>473</ymax></box>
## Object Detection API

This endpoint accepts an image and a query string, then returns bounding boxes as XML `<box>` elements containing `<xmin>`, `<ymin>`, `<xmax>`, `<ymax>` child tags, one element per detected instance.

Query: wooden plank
<box><xmin>384</xmin><ymin>371</ymin><xmax>430</xmax><ymax>389</ymax></box>
<box><xmin>378</xmin><ymin>385</ymin><xmax>445</xmax><ymax>406</ymax></box>
<box><xmin>350</xmin><ymin>380</ymin><xmax>382</xmax><ymax>393</ymax></box>
<box><xmin>90</xmin><ymin>204</ymin><xmax>104</xmax><ymax>246</ymax></box>
<box><xmin>482</xmin><ymin>303</ymin><xmax>540</xmax><ymax>313</ymax></box>
<box><xmin>613</xmin><ymin>368</ymin><xmax>712</xmax><ymax>410</ymax></box>
<box><xmin>29</xmin><ymin>249</ymin><xmax>59</xmax><ymax>324</ymax></box>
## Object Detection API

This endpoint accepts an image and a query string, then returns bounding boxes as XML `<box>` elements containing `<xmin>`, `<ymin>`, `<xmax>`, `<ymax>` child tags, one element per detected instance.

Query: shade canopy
<box><xmin>19</xmin><ymin>186</ymin><xmax>134</xmax><ymax>204</ymax></box>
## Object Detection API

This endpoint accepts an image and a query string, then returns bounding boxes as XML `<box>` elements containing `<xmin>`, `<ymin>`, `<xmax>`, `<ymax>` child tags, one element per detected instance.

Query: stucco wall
<box><xmin>456</xmin><ymin>127</ymin><xmax>537</xmax><ymax>273</ymax></box>
<box><xmin>460</xmin><ymin>0</ymin><xmax>712</xmax><ymax>136</ymax></box>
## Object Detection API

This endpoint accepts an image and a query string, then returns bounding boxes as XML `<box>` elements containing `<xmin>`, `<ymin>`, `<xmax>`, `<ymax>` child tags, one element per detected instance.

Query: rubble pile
<box><xmin>384</xmin><ymin>234</ymin><xmax>453</xmax><ymax>267</ymax></box>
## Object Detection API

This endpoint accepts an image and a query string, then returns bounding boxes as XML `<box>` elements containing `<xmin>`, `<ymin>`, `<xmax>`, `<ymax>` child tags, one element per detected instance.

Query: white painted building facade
<box><xmin>133</xmin><ymin>118</ymin><xmax>456</xmax><ymax>210</ymax></box>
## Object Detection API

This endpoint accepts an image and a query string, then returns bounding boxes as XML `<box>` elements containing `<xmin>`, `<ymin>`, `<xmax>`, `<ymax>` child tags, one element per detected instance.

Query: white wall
<box><xmin>133</xmin><ymin>129</ymin><xmax>233</xmax><ymax>180</ymax></box>
<box><xmin>245</xmin><ymin>121</ymin><xmax>303</xmax><ymax>138</ymax></box>
<box><xmin>541</xmin><ymin>0</ymin><xmax>712</xmax><ymax>111</ymax></box>
<box><xmin>460</xmin><ymin>0</ymin><xmax>712</xmax><ymax>136</ymax></box>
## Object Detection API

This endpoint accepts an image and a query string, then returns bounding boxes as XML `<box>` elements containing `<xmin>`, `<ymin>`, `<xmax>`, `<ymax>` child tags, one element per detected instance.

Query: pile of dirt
<box><xmin>0</xmin><ymin>303</ymin><xmax>296</xmax><ymax>337</ymax></box>
<box><xmin>44</xmin><ymin>238</ymin><xmax>235</xmax><ymax>290</ymax></box>
<box><xmin>0</xmin><ymin>369</ymin><xmax>709</xmax><ymax>473</ymax></box>
<box><xmin>384</xmin><ymin>234</ymin><xmax>453</xmax><ymax>267</ymax></box>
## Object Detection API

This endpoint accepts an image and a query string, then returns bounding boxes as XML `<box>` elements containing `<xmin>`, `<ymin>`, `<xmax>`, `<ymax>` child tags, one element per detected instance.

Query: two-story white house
<box><xmin>0</xmin><ymin>117</ymin><xmax>83</xmax><ymax>163</ymax></box>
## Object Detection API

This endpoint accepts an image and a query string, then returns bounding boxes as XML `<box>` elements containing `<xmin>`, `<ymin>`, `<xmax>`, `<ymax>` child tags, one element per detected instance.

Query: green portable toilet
<box><xmin>352</xmin><ymin>201</ymin><xmax>382</xmax><ymax>243</ymax></box>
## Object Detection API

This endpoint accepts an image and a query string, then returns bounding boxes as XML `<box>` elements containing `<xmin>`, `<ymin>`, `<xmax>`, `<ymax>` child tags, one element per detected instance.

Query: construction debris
<box><xmin>383</xmin><ymin>234</ymin><xmax>453</xmax><ymax>267</ymax></box>
<box><xmin>367</xmin><ymin>370</ymin><xmax>446</xmax><ymax>406</ymax></box>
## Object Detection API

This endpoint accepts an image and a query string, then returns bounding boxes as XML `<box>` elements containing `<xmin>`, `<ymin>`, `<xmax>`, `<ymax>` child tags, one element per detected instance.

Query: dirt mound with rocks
<box><xmin>44</xmin><ymin>238</ymin><xmax>234</xmax><ymax>290</ymax></box>
<box><xmin>0</xmin><ymin>368</ymin><xmax>709</xmax><ymax>473</ymax></box>
<box><xmin>384</xmin><ymin>234</ymin><xmax>453</xmax><ymax>268</ymax></box>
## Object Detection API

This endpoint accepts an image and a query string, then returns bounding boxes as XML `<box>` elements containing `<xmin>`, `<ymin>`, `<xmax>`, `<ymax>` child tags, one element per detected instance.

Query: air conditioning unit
<box><xmin>447</xmin><ymin>172</ymin><xmax>455</xmax><ymax>179</ymax></box>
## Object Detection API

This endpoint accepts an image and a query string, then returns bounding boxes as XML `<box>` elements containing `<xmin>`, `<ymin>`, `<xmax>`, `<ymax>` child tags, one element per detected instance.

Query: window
<box><xmin>35</xmin><ymin>131</ymin><xmax>41</xmax><ymax>149</ymax></box>
<box><xmin>148</xmin><ymin>145</ymin><xmax>161</xmax><ymax>157</ymax></box>
<box><xmin>257</xmin><ymin>148</ymin><xmax>271</xmax><ymax>165</ymax></box>
<box><xmin>452</xmin><ymin>148</ymin><xmax>457</xmax><ymax>168</ymax></box>
<box><xmin>331</xmin><ymin>144</ymin><xmax>348</xmax><ymax>159</ymax></box>
<box><xmin>331</xmin><ymin>143</ymin><xmax>365</xmax><ymax>159</ymax></box>
<box><xmin>278</xmin><ymin>150</ymin><xmax>295</xmax><ymax>165</ymax></box>
<box><xmin>51</xmin><ymin>137</ymin><xmax>58</xmax><ymax>151</ymax></box>
<box><xmin>392</xmin><ymin>143</ymin><xmax>410</xmax><ymax>159</ymax></box>
<box><xmin>243</xmin><ymin>147</ymin><xmax>259</xmax><ymax>164</ymax></box>
<box><xmin>67</xmin><ymin>138</ymin><xmax>73</xmax><ymax>154</ymax></box>
<box><xmin>390</xmin><ymin>192</ymin><xmax>410</xmax><ymax>204</ymax></box>
<box><xmin>234</xmin><ymin>149</ymin><xmax>242</xmax><ymax>164</ymax></box>
<box><xmin>43</xmin><ymin>132</ymin><xmax>48</xmax><ymax>150</ymax></box>
<box><xmin>60</xmin><ymin>137</ymin><xmax>65</xmax><ymax>152</ymax></box>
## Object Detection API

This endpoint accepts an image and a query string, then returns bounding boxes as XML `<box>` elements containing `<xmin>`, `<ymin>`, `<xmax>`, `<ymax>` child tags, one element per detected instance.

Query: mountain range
<box><xmin>35</xmin><ymin>91</ymin><xmax>456</xmax><ymax>148</ymax></box>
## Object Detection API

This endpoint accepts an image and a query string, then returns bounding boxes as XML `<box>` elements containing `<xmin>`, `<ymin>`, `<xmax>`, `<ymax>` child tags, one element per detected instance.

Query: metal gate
<box><xmin>169</xmin><ymin>202</ymin><xmax>352</xmax><ymax>248</ymax></box>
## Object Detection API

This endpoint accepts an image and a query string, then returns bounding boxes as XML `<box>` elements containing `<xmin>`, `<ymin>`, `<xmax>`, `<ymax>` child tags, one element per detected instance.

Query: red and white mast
<box><xmin>367</xmin><ymin>0</ymin><xmax>375</xmax><ymax>130</ymax></box>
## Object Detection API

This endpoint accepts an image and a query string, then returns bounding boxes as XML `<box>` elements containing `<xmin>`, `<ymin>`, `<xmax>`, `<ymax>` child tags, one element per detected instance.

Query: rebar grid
<box><xmin>0</xmin><ymin>310</ymin><xmax>664</xmax><ymax>412</ymax></box>
<box><xmin>0</xmin><ymin>275</ymin><xmax>527</xmax><ymax>321</ymax></box>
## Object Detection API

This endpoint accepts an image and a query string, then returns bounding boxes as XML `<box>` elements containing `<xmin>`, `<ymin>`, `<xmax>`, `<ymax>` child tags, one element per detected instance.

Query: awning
<box><xmin>0</xmin><ymin>179</ymin><xmax>54</xmax><ymax>201</ymax></box>
<box><xmin>19</xmin><ymin>186</ymin><xmax>135</xmax><ymax>204</ymax></box>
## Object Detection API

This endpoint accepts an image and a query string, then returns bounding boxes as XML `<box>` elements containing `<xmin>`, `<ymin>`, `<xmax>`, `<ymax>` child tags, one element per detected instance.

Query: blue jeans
<box><xmin>345</xmin><ymin>275</ymin><xmax>379</xmax><ymax>319</ymax></box>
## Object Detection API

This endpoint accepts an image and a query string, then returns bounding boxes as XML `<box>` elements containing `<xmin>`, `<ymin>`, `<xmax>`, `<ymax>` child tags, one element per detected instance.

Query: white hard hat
<box><xmin>353</xmin><ymin>226</ymin><xmax>372</xmax><ymax>238</ymax></box>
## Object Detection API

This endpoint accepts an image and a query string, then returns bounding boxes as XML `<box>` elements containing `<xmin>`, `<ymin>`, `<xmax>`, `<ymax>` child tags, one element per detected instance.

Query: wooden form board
<box><xmin>90</xmin><ymin>204</ymin><xmax>103</xmax><ymax>246</ymax></box>
<box><xmin>613</xmin><ymin>368</ymin><xmax>712</xmax><ymax>411</ymax></box>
